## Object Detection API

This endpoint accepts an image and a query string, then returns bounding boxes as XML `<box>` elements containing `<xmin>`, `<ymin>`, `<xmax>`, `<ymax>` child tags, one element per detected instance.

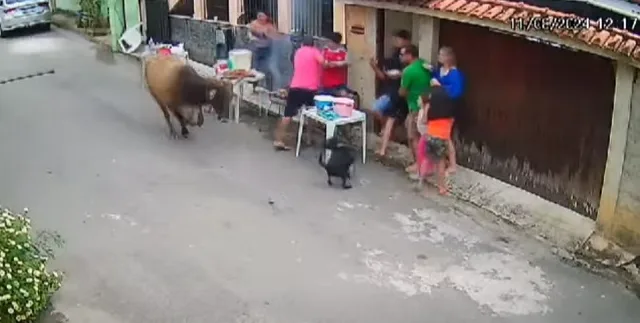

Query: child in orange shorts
<box><xmin>417</xmin><ymin>87</ymin><xmax>455</xmax><ymax>195</ymax></box>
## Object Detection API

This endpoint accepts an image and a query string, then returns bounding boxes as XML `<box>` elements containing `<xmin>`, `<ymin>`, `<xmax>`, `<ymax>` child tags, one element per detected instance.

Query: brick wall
<box><xmin>613</xmin><ymin>76</ymin><xmax>640</xmax><ymax>248</ymax></box>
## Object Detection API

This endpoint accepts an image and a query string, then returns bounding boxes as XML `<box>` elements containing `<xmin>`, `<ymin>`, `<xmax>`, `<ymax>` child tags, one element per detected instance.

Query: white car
<box><xmin>0</xmin><ymin>0</ymin><xmax>52</xmax><ymax>37</ymax></box>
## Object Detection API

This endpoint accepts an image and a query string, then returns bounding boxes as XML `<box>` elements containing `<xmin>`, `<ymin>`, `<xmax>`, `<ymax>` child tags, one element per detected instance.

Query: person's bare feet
<box><xmin>405</xmin><ymin>164</ymin><xmax>418</xmax><ymax>173</ymax></box>
<box><xmin>375</xmin><ymin>149</ymin><xmax>386</xmax><ymax>157</ymax></box>
<box><xmin>273</xmin><ymin>141</ymin><xmax>291</xmax><ymax>151</ymax></box>
<box><xmin>445</xmin><ymin>166</ymin><xmax>457</xmax><ymax>175</ymax></box>
<box><xmin>438</xmin><ymin>186</ymin><xmax>449</xmax><ymax>195</ymax></box>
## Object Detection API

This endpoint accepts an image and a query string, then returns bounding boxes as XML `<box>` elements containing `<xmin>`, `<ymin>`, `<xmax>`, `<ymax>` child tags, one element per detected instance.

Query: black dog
<box><xmin>318</xmin><ymin>137</ymin><xmax>356</xmax><ymax>189</ymax></box>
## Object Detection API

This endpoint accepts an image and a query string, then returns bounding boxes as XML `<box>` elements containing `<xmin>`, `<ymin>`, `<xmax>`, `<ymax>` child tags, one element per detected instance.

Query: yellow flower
<box><xmin>7</xmin><ymin>307</ymin><xmax>14</xmax><ymax>314</ymax></box>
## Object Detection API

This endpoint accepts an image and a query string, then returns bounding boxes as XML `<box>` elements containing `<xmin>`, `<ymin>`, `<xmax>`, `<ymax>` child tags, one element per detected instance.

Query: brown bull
<box><xmin>144</xmin><ymin>55</ymin><xmax>232</xmax><ymax>138</ymax></box>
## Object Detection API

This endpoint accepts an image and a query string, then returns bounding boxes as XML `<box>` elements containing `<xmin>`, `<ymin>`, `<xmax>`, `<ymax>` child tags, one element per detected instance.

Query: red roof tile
<box><xmin>367</xmin><ymin>0</ymin><xmax>640</xmax><ymax>62</ymax></box>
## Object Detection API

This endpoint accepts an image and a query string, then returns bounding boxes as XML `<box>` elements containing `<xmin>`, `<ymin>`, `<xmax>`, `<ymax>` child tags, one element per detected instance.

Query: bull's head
<box><xmin>206</xmin><ymin>78</ymin><xmax>233</xmax><ymax>121</ymax></box>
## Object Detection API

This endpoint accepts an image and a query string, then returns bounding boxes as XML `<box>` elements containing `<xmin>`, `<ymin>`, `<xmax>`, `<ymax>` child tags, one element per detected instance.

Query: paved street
<box><xmin>0</xmin><ymin>28</ymin><xmax>639</xmax><ymax>323</ymax></box>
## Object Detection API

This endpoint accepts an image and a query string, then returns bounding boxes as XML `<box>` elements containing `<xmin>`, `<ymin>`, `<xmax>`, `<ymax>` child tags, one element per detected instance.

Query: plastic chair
<box><xmin>118</xmin><ymin>23</ymin><xmax>143</xmax><ymax>54</ymax></box>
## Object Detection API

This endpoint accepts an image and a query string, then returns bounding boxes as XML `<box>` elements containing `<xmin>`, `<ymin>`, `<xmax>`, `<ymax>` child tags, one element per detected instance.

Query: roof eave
<box><xmin>337</xmin><ymin>0</ymin><xmax>640</xmax><ymax>69</ymax></box>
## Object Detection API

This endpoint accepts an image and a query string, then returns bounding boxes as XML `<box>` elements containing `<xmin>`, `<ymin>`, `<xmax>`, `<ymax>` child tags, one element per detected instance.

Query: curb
<box><xmin>51</xmin><ymin>13</ymin><xmax>141</xmax><ymax>64</ymax></box>
<box><xmin>51</xmin><ymin>14</ymin><xmax>101</xmax><ymax>45</ymax></box>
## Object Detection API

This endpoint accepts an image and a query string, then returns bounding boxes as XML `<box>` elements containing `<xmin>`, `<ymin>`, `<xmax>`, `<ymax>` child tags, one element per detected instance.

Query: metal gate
<box><xmin>241</xmin><ymin>0</ymin><xmax>278</xmax><ymax>24</ymax></box>
<box><xmin>439</xmin><ymin>20</ymin><xmax>615</xmax><ymax>219</ymax></box>
<box><xmin>144</xmin><ymin>0</ymin><xmax>171</xmax><ymax>43</ymax></box>
<box><xmin>291</xmin><ymin>0</ymin><xmax>333</xmax><ymax>36</ymax></box>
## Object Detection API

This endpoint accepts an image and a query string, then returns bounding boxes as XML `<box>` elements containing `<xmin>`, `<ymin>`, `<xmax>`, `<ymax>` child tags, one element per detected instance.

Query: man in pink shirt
<box><xmin>273</xmin><ymin>36</ymin><xmax>325</xmax><ymax>150</ymax></box>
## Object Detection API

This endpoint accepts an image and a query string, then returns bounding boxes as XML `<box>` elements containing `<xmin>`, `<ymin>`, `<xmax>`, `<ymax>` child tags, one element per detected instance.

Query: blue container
<box><xmin>314</xmin><ymin>95</ymin><xmax>335</xmax><ymax>112</ymax></box>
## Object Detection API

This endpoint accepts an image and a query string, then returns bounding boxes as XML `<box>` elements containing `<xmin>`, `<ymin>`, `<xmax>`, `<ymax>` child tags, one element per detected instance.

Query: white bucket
<box><xmin>229</xmin><ymin>49</ymin><xmax>252</xmax><ymax>71</ymax></box>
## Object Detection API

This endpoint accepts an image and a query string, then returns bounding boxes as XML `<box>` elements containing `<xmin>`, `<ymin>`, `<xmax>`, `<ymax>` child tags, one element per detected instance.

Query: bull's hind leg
<box><xmin>160</xmin><ymin>105</ymin><xmax>178</xmax><ymax>138</ymax></box>
<box><xmin>150</xmin><ymin>93</ymin><xmax>177</xmax><ymax>138</ymax></box>
<box><xmin>170</xmin><ymin>106</ymin><xmax>190</xmax><ymax>138</ymax></box>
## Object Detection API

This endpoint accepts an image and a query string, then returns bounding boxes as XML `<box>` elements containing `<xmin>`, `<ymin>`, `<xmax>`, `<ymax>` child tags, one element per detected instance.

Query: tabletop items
<box><xmin>312</xmin><ymin>95</ymin><xmax>355</xmax><ymax>120</ymax></box>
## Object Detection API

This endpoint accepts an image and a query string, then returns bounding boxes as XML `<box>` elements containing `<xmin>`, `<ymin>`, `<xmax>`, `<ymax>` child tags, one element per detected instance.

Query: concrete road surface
<box><xmin>0</xmin><ymin>28</ymin><xmax>639</xmax><ymax>323</ymax></box>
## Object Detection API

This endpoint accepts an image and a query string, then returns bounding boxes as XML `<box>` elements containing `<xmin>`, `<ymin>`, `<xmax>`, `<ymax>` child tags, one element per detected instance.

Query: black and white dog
<box><xmin>318</xmin><ymin>136</ymin><xmax>356</xmax><ymax>189</ymax></box>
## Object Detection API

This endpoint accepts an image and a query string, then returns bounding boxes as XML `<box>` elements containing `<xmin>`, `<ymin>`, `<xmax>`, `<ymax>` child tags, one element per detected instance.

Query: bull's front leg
<box><xmin>177</xmin><ymin>114</ymin><xmax>190</xmax><ymax>138</ymax></box>
<box><xmin>197</xmin><ymin>106</ymin><xmax>204</xmax><ymax>127</ymax></box>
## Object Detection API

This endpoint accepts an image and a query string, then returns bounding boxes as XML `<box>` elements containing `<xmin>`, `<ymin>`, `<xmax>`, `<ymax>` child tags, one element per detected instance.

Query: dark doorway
<box><xmin>206</xmin><ymin>0</ymin><xmax>229</xmax><ymax>21</ymax></box>
<box><xmin>145</xmin><ymin>0</ymin><xmax>171</xmax><ymax>43</ymax></box>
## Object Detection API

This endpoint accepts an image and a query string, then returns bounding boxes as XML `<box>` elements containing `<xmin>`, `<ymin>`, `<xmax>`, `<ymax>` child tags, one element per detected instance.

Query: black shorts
<box><xmin>284</xmin><ymin>88</ymin><xmax>315</xmax><ymax>117</ymax></box>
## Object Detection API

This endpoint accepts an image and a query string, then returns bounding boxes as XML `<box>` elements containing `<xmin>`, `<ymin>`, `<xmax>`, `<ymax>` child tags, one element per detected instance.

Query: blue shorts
<box><xmin>373</xmin><ymin>94</ymin><xmax>392</xmax><ymax>113</ymax></box>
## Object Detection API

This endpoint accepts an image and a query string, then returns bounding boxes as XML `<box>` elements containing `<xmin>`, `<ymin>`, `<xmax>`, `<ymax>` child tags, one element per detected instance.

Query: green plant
<box><xmin>0</xmin><ymin>207</ymin><xmax>63</xmax><ymax>323</ymax></box>
<box><xmin>78</xmin><ymin>0</ymin><xmax>103</xmax><ymax>30</ymax></box>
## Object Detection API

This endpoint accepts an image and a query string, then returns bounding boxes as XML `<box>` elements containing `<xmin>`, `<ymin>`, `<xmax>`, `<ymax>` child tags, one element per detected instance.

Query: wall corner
<box><xmin>277</xmin><ymin>0</ymin><xmax>291</xmax><ymax>33</ymax></box>
<box><xmin>334</xmin><ymin>1</ymin><xmax>346</xmax><ymax>43</ymax></box>
<box><xmin>193</xmin><ymin>0</ymin><xmax>205</xmax><ymax>19</ymax></box>
<box><xmin>412</xmin><ymin>14</ymin><xmax>439</xmax><ymax>64</ymax></box>
<box><xmin>596</xmin><ymin>62</ymin><xmax>635</xmax><ymax>236</ymax></box>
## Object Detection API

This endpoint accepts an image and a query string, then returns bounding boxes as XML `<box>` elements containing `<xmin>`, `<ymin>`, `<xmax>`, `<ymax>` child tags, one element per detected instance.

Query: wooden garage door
<box><xmin>439</xmin><ymin>20</ymin><xmax>615</xmax><ymax>219</ymax></box>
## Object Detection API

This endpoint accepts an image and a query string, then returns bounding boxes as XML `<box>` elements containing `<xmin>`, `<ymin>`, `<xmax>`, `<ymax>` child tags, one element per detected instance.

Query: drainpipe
<box><xmin>108</xmin><ymin>0</ymin><xmax>126</xmax><ymax>51</ymax></box>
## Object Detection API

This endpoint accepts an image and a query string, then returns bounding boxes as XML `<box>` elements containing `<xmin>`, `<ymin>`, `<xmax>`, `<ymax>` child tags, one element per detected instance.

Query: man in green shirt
<box><xmin>399</xmin><ymin>44</ymin><xmax>432</xmax><ymax>174</ymax></box>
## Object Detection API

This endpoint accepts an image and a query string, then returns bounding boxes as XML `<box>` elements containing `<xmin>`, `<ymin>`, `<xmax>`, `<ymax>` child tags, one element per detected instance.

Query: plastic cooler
<box><xmin>332</xmin><ymin>97</ymin><xmax>355</xmax><ymax>117</ymax></box>
<box><xmin>314</xmin><ymin>95</ymin><xmax>334</xmax><ymax>111</ymax></box>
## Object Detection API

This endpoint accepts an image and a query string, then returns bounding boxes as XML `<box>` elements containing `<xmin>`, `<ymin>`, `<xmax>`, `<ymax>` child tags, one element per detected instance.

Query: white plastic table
<box><xmin>225</xmin><ymin>71</ymin><xmax>265</xmax><ymax>123</ymax></box>
<box><xmin>295</xmin><ymin>108</ymin><xmax>367</xmax><ymax>164</ymax></box>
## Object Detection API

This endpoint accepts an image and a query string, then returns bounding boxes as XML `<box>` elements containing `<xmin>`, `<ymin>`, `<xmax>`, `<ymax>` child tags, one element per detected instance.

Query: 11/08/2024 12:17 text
<box><xmin>510</xmin><ymin>16</ymin><xmax>638</xmax><ymax>32</ymax></box>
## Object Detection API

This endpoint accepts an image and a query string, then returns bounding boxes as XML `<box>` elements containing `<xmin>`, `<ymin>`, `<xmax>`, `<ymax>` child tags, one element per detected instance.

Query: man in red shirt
<box><xmin>320</xmin><ymin>32</ymin><xmax>359</xmax><ymax>105</ymax></box>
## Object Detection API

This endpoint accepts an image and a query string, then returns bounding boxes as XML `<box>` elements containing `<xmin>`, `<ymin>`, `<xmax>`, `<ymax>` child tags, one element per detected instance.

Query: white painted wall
<box><xmin>412</xmin><ymin>15</ymin><xmax>439</xmax><ymax>64</ymax></box>
<box><xmin>597</xmin><ymin>63</ymin><xmax>640</xmax><ymax>248</ymax></box>
<box><xmin>345</xmin><ymin>5</ymin><xmax>377</xmax><ymax>111</ymax></box>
